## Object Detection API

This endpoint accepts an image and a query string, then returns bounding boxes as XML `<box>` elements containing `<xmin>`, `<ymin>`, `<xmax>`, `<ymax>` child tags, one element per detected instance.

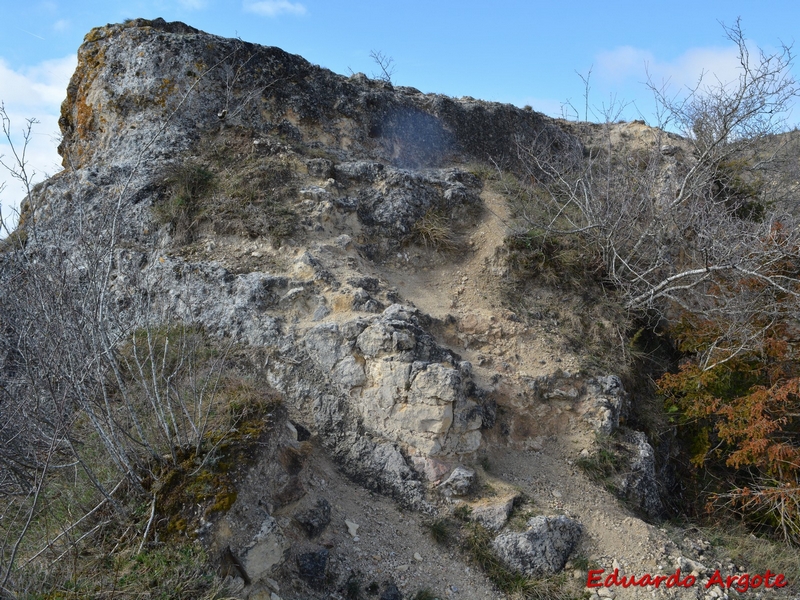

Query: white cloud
<box><xmin>39</xmin><ymin>1</ymin><xmax>59</xmax><ymax>15</ymax></box>
<box><xmin>243</xmin><ymin>0</ymin><xmax>306</xmax><ymax>17</ymax></box>
<box><xmin>53</xmin><ymin>18</ymin><xmax>71</xmax><ymax>32</ymax></box>
<box><xmin>595</xmin><ymin>44</ymin><xmax>743</xmax><ymax>92</ymax></box>
<box><xmin>0</xmin><ymin>54</ymin><xmax>75</xmax><ymax>234</ymax></box>
<box><xmin>0</xmin><ymin>55</ymin><xmax>76</xmax><ymax>108</ymax></box>
<box><xmin>595</xmin><ymin>46</ymin><xmax>654</xmax><ymax>83</ymax></box>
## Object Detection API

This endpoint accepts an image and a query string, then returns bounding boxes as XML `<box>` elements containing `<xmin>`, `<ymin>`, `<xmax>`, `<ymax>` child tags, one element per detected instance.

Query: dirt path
<box><xmin>368</xmin><ymin>187</ymin><xmax>705</xmax><ymax>599</ymax></box>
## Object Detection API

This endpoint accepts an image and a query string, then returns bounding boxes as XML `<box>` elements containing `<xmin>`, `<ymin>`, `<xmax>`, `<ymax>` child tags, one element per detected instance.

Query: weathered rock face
<box><xmin>581</xmin><ymin>375</ymin><xmax>628</xmax><ymax>435</ymax></box>
<box><xmin>58</xmin><ymin>19</ymin><xmax>576</xmax><ymax>174</ymax></box>
<box><xmin>617</xmin><ymin>430</ymin><xmax>664</xmax><ymax>519</ymax></box>
<box><xmin>304</xmin><ymin>306</ymin><xmax>484</xmax><ymax>456</ymax></box>
<box><xmin>15</xmin><ymin>17</ymin><xmax>567</xmax><ymax>507</ymax></box>
<box><xmin>0</xmin><ymin>17</ymin><xmax>697</xmax><ymax>598</ymax></box>
<box><xmin>5</xmin><ymin>15</ymin><xmax>763</xmax><ymax>599</ymax></box>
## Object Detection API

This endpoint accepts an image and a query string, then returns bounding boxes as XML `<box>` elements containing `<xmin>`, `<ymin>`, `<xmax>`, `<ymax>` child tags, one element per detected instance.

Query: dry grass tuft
<box><xmin>411</xmin><ymin>209</ymin><xmax>458</xmax><ymax>251</ymax></box>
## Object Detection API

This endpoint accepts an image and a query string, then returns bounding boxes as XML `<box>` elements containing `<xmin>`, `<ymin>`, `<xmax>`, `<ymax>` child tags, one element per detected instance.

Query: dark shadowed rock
<box><xmin>294</xmin><ymin>498</ymin><xmax>332</xmax><ymax>538</ymax></box>
<box><xmin>297</xmin><ymin>548</ymin><xmax>328</xmax><ymax>585</ymax></box>
<box><xmin>379</xmin><ymin>582</ymin><xmax>403</xmax><ymax>600</ymax></box>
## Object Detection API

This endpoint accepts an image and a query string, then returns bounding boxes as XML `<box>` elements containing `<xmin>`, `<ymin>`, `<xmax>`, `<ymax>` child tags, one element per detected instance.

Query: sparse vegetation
<box><xmin>453</xmin><ymin>504</ymin><xmax>473</xmax><ymax>522</ymax></box>
<box><xmin>466</xmin><ymin>161</ymin><xmax>497</xmax><ymax>182</ymax></box>
<box><xmin>0</xmin><ymin>227</ymin><xmax>27</xmax><ymax>252</ymax></box>
<box><xmin>576</xmin><ymin>435</ymin><xmax>623</xmax><ymax>484</ymax></box>
<box><xmin>155</xmin><ymin>128</ymin><xmax>299</xmax><ymax>247</ymax></box>
<box><xmin>0</xmin><ymin>324</ymin><xmax>280</xmax><ymax>595</ymax></box>
<box><xmin>477</xmin><ymin>453</ymin><xmax>492</xmax><ymax>473</ymax></box>
<box><xmin>15</xmin><ymin>539</ymin><xmax>230</xmax><ymax>599</ymax></box>
<box><xmin>411</xmin><ymin>208</ymin><xmax>458</xmax><ymax>250</ymax></box>
<box><xmin>702</xmin><ymin>524</ymin><xmax>800</xmax><ymax>596</ymax></box>
<box><xmin>369</xmin><ymin>50</ymin><xmax>395</xmax><ymax>84</ymax></box>
<box><xmin>422</xmin><ymin>514</ymin><xmax>578</xmax><ymax>598</ymax></box>
<box><xmin>154</xmin><ymin>161</ymin><xmax>215</xmax><ymax>242</ymax></box>
<box><xmin>506</xmin><ymin>503</ymin><xmax>540</xmax><ymax>532</ymax></box>
<box><xmin>344</xmin><ymin>571</ymin><xmax>363</xmax><ymax>599</ymax></box>
<box><xmin>426</xmin><ymin>518</ymin><xmax>453</xmax><ymax>546</ymax></box>
<box><xmin>509</xmin><ymin>19</ymin><xmax>800</xmax><ymax>542</ymax></box>
<box><xmin>501</xmin><ymin>220</ymin><xmax>630</xmax><ymax>374</ymax></box>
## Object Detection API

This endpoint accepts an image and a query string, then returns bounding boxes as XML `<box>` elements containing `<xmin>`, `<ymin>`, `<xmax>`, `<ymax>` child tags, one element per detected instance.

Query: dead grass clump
<box><xmin>13</xmin><ymin>532</ymin><xmax>232</xmax><ymax>599</ymax></box>
<box><xmin>154</xmin><ymin>128</ymin><xmax>300</xmax><ymax>247</ymax></box>
<box><xmin>154</xmin><ymin>161</ymin><xmax>215</xmax><ymax>243</ymax></box>
<box><xmin>426</xmin><ymin>518</ymin><xmax>454</xmax><ymax>546</ymax></box>
<box><xmin>501</xmin><ymin>226</ymin><xmax>632</xmax><ymax>375</ymax></box>
<box><xmin>411</xmin><ymin>209</ymin><xmax>458</xmax><ymax>251</ymax></box>
<box><xmin>673</xmin><ymin>522</ymin><xmax>800</xmax><ymax>597</ymax></box>
<box><xmin>503</xmin><ymin>229</ymin><xmax>604</xmax><ymax>291</ymax></box>
<box><xmin>466</xmin><ymin>161</ymin><xmax>498</xmax><ymax>182</ymax></box>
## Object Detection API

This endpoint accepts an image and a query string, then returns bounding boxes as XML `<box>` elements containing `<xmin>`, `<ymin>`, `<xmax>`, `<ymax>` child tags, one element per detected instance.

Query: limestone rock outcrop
<box><xmin>12</xmin><ymin>17</ymin><xmax>569</xmax><ymax>509</ymax></box>
<box><xmin>0</xmin><ymin>17</ymin><xmax>675</xmax><ymax>598</ymax></box>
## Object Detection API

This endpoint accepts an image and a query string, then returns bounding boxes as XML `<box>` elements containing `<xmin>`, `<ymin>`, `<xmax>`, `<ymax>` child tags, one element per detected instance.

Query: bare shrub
<box><xmin>515</xmin><ymin>19</ymin><xmax>800</xmax><ymax>371</ymax></box>
<box><xmin>513</xmin><ymin>20</ymin><xmax>800</xmax><ymax>540</ymax></box>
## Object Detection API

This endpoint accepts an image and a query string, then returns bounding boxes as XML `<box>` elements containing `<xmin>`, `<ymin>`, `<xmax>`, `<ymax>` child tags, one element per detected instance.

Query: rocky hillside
<box><xmin>2</xmin><ymin>18</ymin><xmax>797</xmax><ymax>600</ymax></box>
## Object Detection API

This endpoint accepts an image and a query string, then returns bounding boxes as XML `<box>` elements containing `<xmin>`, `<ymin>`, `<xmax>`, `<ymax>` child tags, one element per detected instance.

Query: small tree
<box><xmin>369</xmin><ymin>50</ymin><xmax>395</xmax><ymax>84</ymax></box>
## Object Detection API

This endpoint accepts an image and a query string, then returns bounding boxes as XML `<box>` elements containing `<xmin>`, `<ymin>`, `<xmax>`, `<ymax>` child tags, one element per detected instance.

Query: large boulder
<box><xmin>303</xmin><ymin>305</ymin><xmax>488</xmax><ymax>457</ymax></box>
<box><xmin>492</xmin><ymin>515</ymin><xmax>582</xmax><ymax>576</ymax></box>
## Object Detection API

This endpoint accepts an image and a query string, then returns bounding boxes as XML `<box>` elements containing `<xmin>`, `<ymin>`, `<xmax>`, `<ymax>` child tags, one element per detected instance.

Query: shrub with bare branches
<box><xmin>513</xmin><ymin>19</ymin><xmax>800</xmax><ymax>539</ymax></box>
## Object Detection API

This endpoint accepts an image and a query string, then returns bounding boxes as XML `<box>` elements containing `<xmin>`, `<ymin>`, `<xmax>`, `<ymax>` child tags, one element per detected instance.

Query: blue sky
<box><xmin>1</xmin><ymin>0</ymin><xmax>799</xmax><ymax>230</ymax></box>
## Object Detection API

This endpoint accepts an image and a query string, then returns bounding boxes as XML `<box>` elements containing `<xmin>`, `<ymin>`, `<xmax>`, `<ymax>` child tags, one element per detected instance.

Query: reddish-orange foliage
<box><xmin>658</xmin><ymin>311</ymin><xmax>800</xmax><ymax>540</ymax></box>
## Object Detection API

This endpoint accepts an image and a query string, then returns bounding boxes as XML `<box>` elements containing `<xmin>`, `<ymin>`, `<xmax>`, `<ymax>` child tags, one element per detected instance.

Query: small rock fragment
<box><xmin>345</xmin><ymin>519</ymin><xmax>360</xmax><ymax>537</ymax></box>
<box><xmin>471</xmin><ymin>495</ymin><xmax>516</xmax><ymax>530</ymax></box>
<box><xmin>297</xmin><ymin>548</ymin><xmax>328</xmax><ymax>585</ymax></box>
<box><xmin>380</xmin><ymin>582</ymin><xmax>403</xmax><ymax>600</ymax></box>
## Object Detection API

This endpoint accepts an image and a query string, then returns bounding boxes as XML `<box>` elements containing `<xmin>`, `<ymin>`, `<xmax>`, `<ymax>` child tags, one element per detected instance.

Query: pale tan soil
<box><xmin>383</xmin><ymin>188</ymin><xmax>581</xmax><ymax>385</ymax></box>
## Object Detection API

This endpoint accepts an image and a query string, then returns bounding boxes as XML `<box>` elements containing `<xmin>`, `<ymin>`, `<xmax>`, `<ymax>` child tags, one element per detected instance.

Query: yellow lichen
<box><xmin>83</xmin><ymin>27</ymin><xmax>107</xmax><ymax>43</ymax></box>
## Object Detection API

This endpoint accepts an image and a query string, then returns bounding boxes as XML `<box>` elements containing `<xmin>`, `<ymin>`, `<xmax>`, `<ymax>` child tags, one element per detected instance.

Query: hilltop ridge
<box><xmin>2</xmin><ymin>18</ymin><xmax>794</xmax><ymax>600</ymax></box>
